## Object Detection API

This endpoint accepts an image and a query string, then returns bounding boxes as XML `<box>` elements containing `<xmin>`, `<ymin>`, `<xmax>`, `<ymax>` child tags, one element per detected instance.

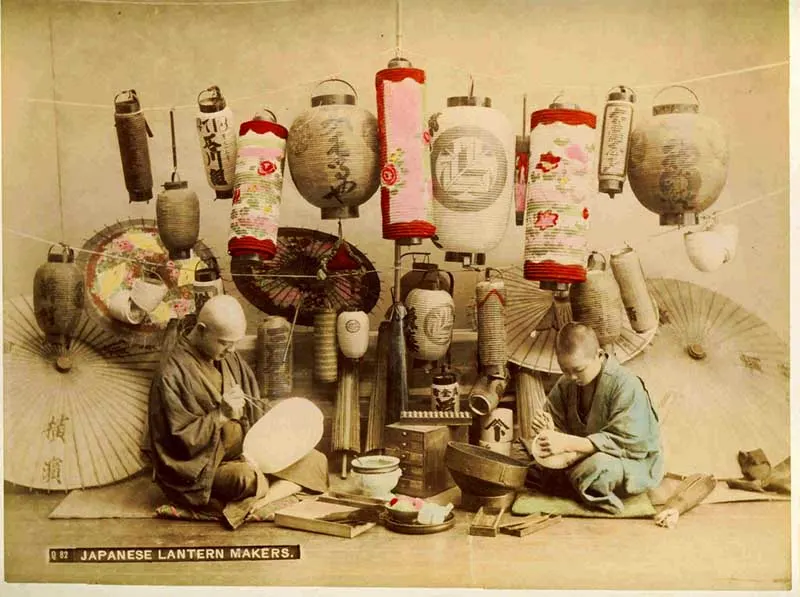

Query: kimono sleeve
<box><xmin>545</xmin><ymin>378</ymin><xmax>569</xmax><ymax>433</ymax></box>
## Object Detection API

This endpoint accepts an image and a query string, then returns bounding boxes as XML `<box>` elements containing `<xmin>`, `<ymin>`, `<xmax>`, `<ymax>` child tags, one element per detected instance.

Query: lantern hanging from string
<box><xmin>196</xmin><ymin>86</ymin><xmax>237</xmax><ymax>200</ymax></box>
<box><xmin>683</xmin><ymin>218</ymin><xmax>739</xmax><ymax>272</ymax></box>
<box><xmin>475</xmin><ymin>270</ymin><xmax>507</xmax><ymax>372</ymax></box>
<box><xmin>33</xmin><ymin>245</ymin><xmax>85</xmax><ymax>348</ymax></box>
<box><xmin>287</xmin><ymin>78</ymin><xmax>380</xmax><ymax>220</ymax></box>
<box><xmin>157</xmin><ymin>111</ymin><xmax>200</xmax><ymax>261</ymax></box>
<box><xmin>228</xmin><ymin>109</ymin><xmax>287</xmax><ymax>263</ymax></box>
<box><xmin>375</xmin><ymin>57</ymin><xmax>436</xmax><ymax>242</ymax></box>
<box><xmin>398</xmin><ymin>254</ymin><xmax>453</xmax><ymax>302</ymax></box>
<box><xmin>609</xmin><ymin>245</ymin><xmax>658</xmax><ymax>333</ymax></box>
<box><xmin>337</xmin><ymin>310</ymin><xmax>369</xmax><ymax>360</ymax></box>
<box><xmin>313</xmin><ymin>308</ymin><xmax>338</xmax><ymax>383</ymax></box>
<box><xmin>256</xmin><ymin>315</ymin><xmax>293</xmax><ymax>399</ymax></box>
<box><xmin>114</xmin><ymin>89</ymin><xmax>153</xmax><ymax>203</ymax></box>
<box><xmin>429</xmin><ymin>93</ymin><xmax>514</xmax><ymax>266</ymax></box>
<box><xmin>598</xmin><ymin>86</ymin><xmax>636</xmax><ymax>198</ymax></box>
<box><xmin>627</xmin><ymin>85</ymin><xmax>729</xmax><ymax>225</ymax></box>
<box><xmin>523</xmin><ymin>98</ymin><xmax>597</xmax><ymax>292</ymax></box>
<box><xmin>193</xmin><ymin>258</ymin><xmax>224</xmax><ymax>314</ymax></box>
<box><xmin>515</xmin><ymin>94</ymin><xmax>530</xmax><ymax>226</ymax></box>
<box><xmin>569</xmin><ymin>252</ymin><xmax>624</xmax><ymax>351</ymax></box>
<box><xmin>403</xmin><ymin>268</ymin><xmax>455</xmax><ymax>365</ymax></box>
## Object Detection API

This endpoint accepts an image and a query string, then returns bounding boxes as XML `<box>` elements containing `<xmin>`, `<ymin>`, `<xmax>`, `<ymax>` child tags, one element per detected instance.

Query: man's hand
<box><xmin>221</xmin><ymin>385</ymin><xmax>246</xmax><ymax>421</ymax></box>
<box><xmin>531</xmin><ymin>411</ymin><xmax>555</xmax><ymax>436</ymax></box>
<box><xmin>535</xmin><ymin>430</ymin><xmax>596</xmax><ymax>457</ymax></box>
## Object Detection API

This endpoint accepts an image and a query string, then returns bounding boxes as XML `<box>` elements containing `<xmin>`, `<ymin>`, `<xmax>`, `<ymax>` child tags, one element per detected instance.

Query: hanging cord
<box><xmin>169</xmin><ymin>109</ymin><xmax>179</xmax><ymax>181</ymax></box>
<box><xmin>395</xmin><ymin>0</ymin><xmax>403</xmax><ymax>58</ymax></box>
<box><xmin>48</xmin><ymin>14</ymin><xmax>66</xmax><ymax>242</ymax></box>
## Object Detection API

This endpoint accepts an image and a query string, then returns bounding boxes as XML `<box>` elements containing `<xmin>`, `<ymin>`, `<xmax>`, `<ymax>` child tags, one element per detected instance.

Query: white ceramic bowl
<box><xmin>351</xmin><ymin>455</ymin><xmax>402</xmax><ymax>500</ymax></box>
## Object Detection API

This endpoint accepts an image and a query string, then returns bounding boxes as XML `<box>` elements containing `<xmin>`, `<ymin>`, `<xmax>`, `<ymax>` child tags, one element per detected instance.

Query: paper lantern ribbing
<box><xmin>627</xmin><ymin>86</ymin><xmax>729</xmax><ymax>226</ymax></box>
<box><xmin>114</xmin><ymin>89</ymin><xmax>153</xmax><ymax>203</ymax></box>
<box><xmin>313</xmin><ymin>309</ymin><xmax>338</xmax><ymax>383</ymax></box>
<box><xmin>337</xmin><ymin>310</ymin><xmax>369</xmax><ymax>360</ymax></box>
<box><xmin>429</xmin><ymin>96</ymin><xmax>514</xmax><ymax>265</ymax></box>
<box><xmin>403</xmin><ymin>268</ymin><xmax>455</xmax><ymax>364</ymax></box>
<box><xmin>609</xmin><ymin>247</ymin><xmax>657</xmax><ymax>333</ymax></box>
<box><xmin>33</xmin><ymin>245</ymin><xmax>85</xmax><ymax>348</ymax></box>
<box><xmin>287</xmin><ymin>79</ymin><xmax>380</xmax><ymax>220</ymax></box>
<box><xmin>476</xmin><ymin>278</ymin><xmax>507</xmax><ymax>369</ymax></box>
<box><xmin>598</xmin><ymin>86</ymin><xmax>636</xmax><ymax>198</ymax></box>
<box><xmin>569</xmin><ymin>252</ymin><xmax>624</xmax><ymax>349</ymax></box>
<box><xmin>524</xmin><ymin>101</ymin><xmax>597</xmax><ymax>289</ymax></box>
<box><xmin>228</xmin><ymin>113</ymin><xmax>287</xmax><ymax>262</ymax></box>
<box><xmin>376</xmin><ymin>58</ymin><xmax>436</xmax><ymax>241</ymax></box>
<box><xmin>256</xmin><ymin>316</ymin><xmax>293</xmax><ymax>399</ymax></box>
<box><xmin>156</xmin><ymin>179</ymin><xmax>200</xmax><ymax>261</ymax></box>
<box><xmin>196</xmin><ymin>86</ymin><xmax>237</xmax><ymax>199</ymax></box>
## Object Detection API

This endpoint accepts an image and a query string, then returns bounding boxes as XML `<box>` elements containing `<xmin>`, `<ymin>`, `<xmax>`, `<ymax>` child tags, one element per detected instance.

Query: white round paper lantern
<box><xmin>337</xmin><ymin>311</ymin><xmax>369</xmax><ymax>360</ymax></box>
<box><xmin>242</xmin><ymin>397</ymin><xmax>324</xmax><ymax>474</ymax></box>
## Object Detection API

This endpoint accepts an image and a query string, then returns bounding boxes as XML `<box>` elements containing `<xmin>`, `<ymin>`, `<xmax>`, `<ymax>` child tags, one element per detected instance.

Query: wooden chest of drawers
<box><xmin>384</xmin><ymin>423</ymin><xmax>468</xmax><ymax>498</ymax></box>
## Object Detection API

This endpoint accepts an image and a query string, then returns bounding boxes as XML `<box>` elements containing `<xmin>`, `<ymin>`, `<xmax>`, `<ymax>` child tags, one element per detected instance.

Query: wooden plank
<box><xmin>273</xmin><ymin>499</ymin><xmax>376</xmax><ymax>539</ymax></box>
<box><xmin>469</xmin><ymin>506</ymin><xmax>506</xmax><ymax>537</ymax></box>
<box><xmin>500</xmin><ymin>514</ymin><xmax>562</xmax><ymax>537</ymax></box>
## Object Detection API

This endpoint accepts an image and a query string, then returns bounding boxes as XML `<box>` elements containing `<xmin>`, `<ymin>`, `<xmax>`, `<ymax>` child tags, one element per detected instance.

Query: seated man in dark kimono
<box><xmin>148</xmin><ymin>295</ymin><xmax>328</xmax><ymax>529</ymax></box>
<box><xmin>528</xmin><ymin>322</ymin><xmax>664</xmax><ymax>514</ymax></box>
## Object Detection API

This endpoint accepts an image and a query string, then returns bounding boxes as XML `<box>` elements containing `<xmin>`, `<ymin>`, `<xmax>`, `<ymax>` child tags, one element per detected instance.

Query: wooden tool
<box><xmin>499</xmin><ymin>513</ymin><xmax>562</xmax><ymax>537</ymax></box>
<box><xmin>468</xmin><ymin>506</ymin><xmax>506</xmax><ymax>537</ymax></box>
<box><xmin>399</xmin><ymin>410</ymin><xmax>473</xmax><ymax>426</ymax></box>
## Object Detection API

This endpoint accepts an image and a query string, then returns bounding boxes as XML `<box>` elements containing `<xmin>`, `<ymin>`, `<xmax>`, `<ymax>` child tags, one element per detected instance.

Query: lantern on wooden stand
<box><xmin>598</xmin><ymin>86</ymin><xmax>636</xmax><ymax>198</ymax></box>
<box><xmin>627</xmin><ymin>86</ymin><xmax>729</xmax><ymax>225</ymax></box>
<box><xmin>429</xmin><ymin>92</ymin><xmax>514</xmax><ymax>266</ymax></box>
<box><xmin>33</xmin><ymin>245</ymin><xmax>85</xmax><ymax>352</ymax></box>
<box><xmin>376</xmin><ymin>57</ymin><xmax>436</xmax><ymax>244</ymax></box>
<box><xmin>287</xmin><ymin>79</ymin><xmax>380</xmax><ymax>220</ymax></box>
<box><xmin>114</xmin><ymin>89</ymin><xmax>153</xmax><ymax>203</ymax></box>
<box><xmin>524</xmin><ymin>98</ymin><xmax>597</xmax><ymax>295</ymax></box>
<box><xmin>228</xmin><ymin>109</ymin><xmax>287</xmax><ymax>263</ymax></box>
<box><xmin>196</xmin><ymin>86</ymin><xmax>237</xmax><ymax>200</ymax></box>
<box><xmin>403</xmin><ymin>267</ymin><xmax>455</xmax><ymax>370</ymax></box>
<box><xmin>569</xmin><ymin>252</ymin><xmax>624</xmax><ymax>353</ymax></box>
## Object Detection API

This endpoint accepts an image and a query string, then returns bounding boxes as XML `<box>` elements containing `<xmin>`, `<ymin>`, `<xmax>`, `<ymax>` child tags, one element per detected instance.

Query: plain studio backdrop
<box><xmin>1</xmin><ymin>0</ymin><xmax>789</xmax><ymax>342</ymax></box>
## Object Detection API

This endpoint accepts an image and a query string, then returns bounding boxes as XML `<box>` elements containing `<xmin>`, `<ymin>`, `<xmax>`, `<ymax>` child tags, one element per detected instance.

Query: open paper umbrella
<box><xmin>625</xmin><ymin>278</ymin><xmax>789</xmax><ymax>479</ymax></box>
<box><xmin>230</xmin><ymin>227</ymin><xmax>381</xmax><ymax>327</ymax></box>
<box><xmin>3</xmin><ymin>295</ymin><xmax>161</xmax><ymax>490</ymax></box>
<box><xmin>77</xmin><ymin>218</ymin><xmax>218</xmax><ymax>348</ymax></box>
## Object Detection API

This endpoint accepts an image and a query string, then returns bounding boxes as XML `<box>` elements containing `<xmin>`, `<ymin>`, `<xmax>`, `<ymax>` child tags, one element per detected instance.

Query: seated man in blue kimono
<box><xmin>148</xmin><ymin>295</ymin><xmax>328</xmax><ymax>529</ymax></box>
<box><xmin>529</xmin><ymin>322</ymin><xmax>664</xmax><ymax>514</ymax></box>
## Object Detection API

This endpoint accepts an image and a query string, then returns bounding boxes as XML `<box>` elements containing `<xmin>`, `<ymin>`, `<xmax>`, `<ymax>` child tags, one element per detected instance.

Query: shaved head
<box><xmin>198</xmin><ymin>295</ymin><xmax>247</xmax><ymax>342</ymax></box>
<box><xmin>556</xmin><ymin>322</ymin><xmax>600</xmax><ymax>359</ymax></box>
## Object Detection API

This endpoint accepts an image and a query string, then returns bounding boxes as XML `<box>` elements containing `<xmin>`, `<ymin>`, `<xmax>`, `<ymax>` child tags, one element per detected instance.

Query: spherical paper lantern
<box><xmin>627</xmin><ymin>85</ymin><xmax>729</xmax><ymax>226</ymax></box>
<box><xmin>287</xmin><ymin>79</ymin><xmax>380</xmax><ymax>220</ymax></box>
<box><xmin>196</xmin><ymin>86</ymin><xmax>237</xmax><ymax>199</ymax></box>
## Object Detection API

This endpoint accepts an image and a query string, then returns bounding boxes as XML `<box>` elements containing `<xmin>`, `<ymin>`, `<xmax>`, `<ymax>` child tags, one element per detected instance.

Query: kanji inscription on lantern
<box><xmin>322</xmin><ymin>118</ymin><xmax>357</xmax><ymax>203</ymax></box>
<box><xmin>484</xmin><ymin>417</ymin><xmax>510</xmax><ymax>442</ymax></box>
<box><xmin>739</xmin><ymin>353</ymin><xmax>763</xmax><ymax>372</ymax></box>
<box><xmin>42</xmin><ymin>457</ymin><xmax>63</xmax><ymax>484</ymax></box>
<box><xmin>198</xmin><ymin>117</ymin><xmax>231</xmax><ymax>186</ymax></box>
<box><xmin>433</xmin><ymin>385</ymin><xmax>457</xmax><ymax>411</ymax></box>
<box><xmin>44</xmin><ymin>414</ymin><xmax>69</xmax><ymax>442</ymax></box>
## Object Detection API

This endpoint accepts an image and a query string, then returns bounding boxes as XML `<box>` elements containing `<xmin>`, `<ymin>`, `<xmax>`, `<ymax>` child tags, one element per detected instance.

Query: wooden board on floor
<box><xmin>273</xmin><ymin>499</ymin><xmax>376</xmax><ymax>538</ymax></box>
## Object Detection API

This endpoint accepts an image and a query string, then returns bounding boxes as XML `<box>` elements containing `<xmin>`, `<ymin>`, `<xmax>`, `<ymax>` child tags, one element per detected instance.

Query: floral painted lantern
<box><xmin>429</xmin><ymin>95</ymin><xmax>514</xmax><ymax>266</ymax></box>
<box><xmin>228</xmin><ymin>110</ymin><xmax>287</xmax><ymax>262</ymax></box>
<box><xmin>196</xmin><ymin>86</ymin><xmax>237</xmax><ymax>199</ymax></box>
<box><xmin>523</xmin><ymin>99</ymin><xmax>597</xmax><ymax>291</ymax></box>
<box><xmin>627</xmin><ymin>86</ymin><xmax>729</xmax><ymax>225</ymax></box>
<box><xmin>287</xmin><ymin>79</ymin><xmax>380</xmax><ymax>220</ymax></box>
<box><xmin>33</xmin><ymin>245</ymin><xmax>85</xmax><ymax>347</ymax></box>
<box><xmin>375</xmin><ymin>57</ymin><xmax>436</xmax><ymax>242</ymax></box>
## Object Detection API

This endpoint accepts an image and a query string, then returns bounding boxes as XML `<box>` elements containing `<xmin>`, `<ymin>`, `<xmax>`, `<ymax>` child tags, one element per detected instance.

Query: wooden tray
<box><xmin>383</xmin><ymin>512</ymin><xmax>456</xmax><ymax>535</ymax></box>
<box><xmin>273</xmin><ymin>499</ymin><xmax>376</xmax><ymax>538</ymax></box>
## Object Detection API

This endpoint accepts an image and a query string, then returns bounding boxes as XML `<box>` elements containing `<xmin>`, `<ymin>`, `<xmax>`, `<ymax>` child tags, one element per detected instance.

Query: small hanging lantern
<box><xmin>569</xmin><ymin>252</ymin><xmax>624</xmax><ymax>351</ymax></box>
<box><xmin>403</xmin><ymin>268</ymin><xmax>455</xmax><ymax>364</ymax></box>
<box><xmin>609</xmin><ymin>246</ymin><xmax>658</xmax><ymax>333</ymax></box>
<box><xmin>336</xmin><ymin>310</ymin><xmax>369</xmax><ymax>360</ymax></box>
<box><xmin>287</xmin><ymin>78</ymin><xmax>380</xmax><ymax>220</ymax></box>
<box><xmin>524</xmin><ymin>98</ymin><xmax>597</xmax><ymax>292</ymax></box>
<box><xmin>114</xmin><ymin>89</ymin><xmax>153</xmax><ymax>202</ymax></box>
<box><xmin>475</xmin><ymin>270</ymin><xmax>506</xmax><ymax>372</ymax></box>
<box><xmin>429</xmin><ymin>92</ymin><xmax>514</xmax><ymax>266</ymax></box>
<box><xmin>33</xmin><ymin>245</ymin><xmax>85</xmax><ymax>347</ymax></box>
<box><xmin>598</xmin><ymin>86</ymin><xmax>636</xmax><ymax>198</ymax></box>
<box><xmin>515</xmin><ymin>94</ymin><xmax>530</xmax><ymax>226</ymax></box>
<box><xmin>196</xmin><ymin>86</ymin><xmax>237</xmax><ymax>199</ymax></box>
<box><xmin>193</xmin><ymin>258</ymin><xmax>224</xmax><ymax>314</ymax></box>
<box><xmin>375</xmin><ymin>57</ymin><xmax>436</xmax><ymax>242</ymax></box>
<box><xmin>157</xmin><ymin>111</ymin><xmax>200</xmax><ymax>261</ymax></box>
<box><xmin>228</xmin><ymin>109</ymin><xmax>287</xmax><ymax>263</ymax></box>
<box><xmin>627</xmin><ymin>85</ymin><xmax>729</xmax><ymax>225</ymax></box>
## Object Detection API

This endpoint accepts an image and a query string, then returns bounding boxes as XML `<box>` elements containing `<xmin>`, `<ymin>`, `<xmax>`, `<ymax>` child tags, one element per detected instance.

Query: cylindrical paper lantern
<box><xmin>479</xmin><ymin>408</ymin><xmax>514</xmax><ymax>444</ymax></box>
<box><xmin>524</xmin><ymin>100</ymin><xmax>597</xmax><ymax>288</ymax></box>
<box><xmin>228</xmin><ymin>112</ymin><xmax>287</xmax><ymax>262</ymax></box>
<box><xmin>33</xmin><ymin>245</ymin><xmax>85</xmax><ymax>346</ymax></box>
<box><xmin>404</xmin><ymin>285</ymin><xmax>455</xmax><ymax>363</ymax></box>
<box><xmin>627</xmin><ymin>86</ymin><xmax>729</xmax><ymax>225</ymax></box>
<box><xmin>598</xmin><ymin>86</ymin><xmax>636</xmax><ymax>198</ymax></box>
<box><xmin>193</xmin><ymin>259</ymin><xmax>224</xmax><ymax>315</ymax></box>
<box><xmin>337</xmin><ymin>310</ymin><xmax>369</xmax><ymax>360</ymax></box>
<box><xmin>609</xmin><ymin>246</ymin><xmax>658</xmax><ymax>332</ymax></box>
<box><xmin>431</xmin><ymin>369</ymin><xmax>459</xmax><ymax>412</ymax></box>
<box><xmin>376</xmin><ymin>58</ymin><xmax>436</xmax><ymax>241</ymax></box>
<box><xmin>287</xmin><ymin>79</ymin><xmax>380</xmax><ymax>220</ymax></box>
<box><xmin>468</xmin><ymin>375</ymin><xmax>507</xmax><ymax>416</ymax></box>
<box><xmin>476</xmin><ymin>277</ymin><xmax>506</xmax><ymax>369</ymax></box>
<box><xmin>569</xmin><ymin>252</ymin><xmax>624</xmax><ymax>349</ymax></box>
<box><xmin>429</xmin><ymin>96</ymin><xmax>514</xmax><ymax>264</ymax></box>
<box><xmin>313</xmin><ymin>309</ymin><xmax>338</xmax><ymax>383</ymax></box>
<box><xmin>196</xmin><ymin>86</ymin><xmax>237</xmax><ymax>199</ymax></box>
<box><xmin>156</xmin><ymin>179</ymin><xmax>200</xmax><ymax>260</ymax></box>
<box><xmin>256</xmin><ymin>316</ymin><xmax>293</xmax><ymax>399</ymax></box>
<box><xmin>114</xmin><ymin>89</ymin><xmax>153</xmax><ymax>202</ymax></box>
<box><xmin>515</xmin><ymin>134</ymin><xmax>530</xmax><ymax>226</ymax></box>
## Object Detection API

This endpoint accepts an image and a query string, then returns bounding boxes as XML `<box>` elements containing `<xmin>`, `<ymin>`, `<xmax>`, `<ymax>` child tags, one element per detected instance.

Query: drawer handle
<box><xmin>401</xmin><ymin>442</ymin><xmax>407</xmax><ymax>448</ymax></box>
<box><xmin>401</xmin><ymin>453</ymin><xmax>408</xmax><ymax>459</ymax></box>
<box><xmin>401</xmin><ymin>431</ymin><xmax>408</xmax><ymax>437</ymax></box>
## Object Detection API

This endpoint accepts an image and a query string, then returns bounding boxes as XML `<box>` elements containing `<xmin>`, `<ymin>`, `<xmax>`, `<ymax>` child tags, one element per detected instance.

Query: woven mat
<box><xmin>512</xmin><ymin>490</ymin><xmax>657</xmax><ymax>518</ymax></box>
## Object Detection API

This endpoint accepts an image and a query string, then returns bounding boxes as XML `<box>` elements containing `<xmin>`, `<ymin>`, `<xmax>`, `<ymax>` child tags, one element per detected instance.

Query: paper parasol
<box><xmin>77</xmin><ymin>218</ymin><xmax>218</xmax><ymax>347</ymax></box>
<box><xmin>502</xmin><ymin>267</ymin><xmax>658</xmax><ymax>373</ymax></box>
<box><xmin>3</xmin><ymin>295</ymin><xmax>161</xmax><ymax>490</ymax></box>
<box><xmin>625</xmin><ymin>278</ymin><xmax>790</xmax><ymax>479</ymax></box>
<box><xmin>231</xmin><ymin>227</ymin><xmax>381</xmax><ymax>327</ymax></box>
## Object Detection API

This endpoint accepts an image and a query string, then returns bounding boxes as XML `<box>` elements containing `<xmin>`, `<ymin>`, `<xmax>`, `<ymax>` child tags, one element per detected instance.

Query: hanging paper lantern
<box><xmin>569</xmin><ymin>252</ymin><xmax>624</xmax><ymax>349</ymax></box>
<box><xmin>598</xmin><ymin>86</ymin><xmax>636</xmax><ymax>198</ymax></box>
<box><xmin>287</xmin><ymin>78</ymin><xmax>380</xmax><ymax>220</ymax></box>
<box><xmin>515</xmin><ymin>134</ymin><xmax>529</xmax><ymax>226</ymax></box>
<box><xmin>429</xmin><ymin>96</ymin><xmax>514</xmax><ymax>265</ymax></box>
<box><xmin>228</xmin><ymin>111</ymin><xmax>287</xmax><ymax>262</ymax></box>
<box><xmin>476</xmin><ymin>276</ymin><xmax>506</xmax><ymax>369</ymax></box>
<box><xmin>337</xmin><ymin>310</ymin><xmax>369</xmax><ymax>360</ymax></box>
<box><xmin>156</xmin><ymin>177</ymin><xmax>200</xmax><ymax>261</ymax></box>
<box><xmin>114</xmin><ymin>89</ymin><xmax>153</xmax><ymax>203</ymax></box>
<box><xmin>609</xmin><ymin>246</ymin><xmax>658</xmax><ymax>333</ymax></box>
<box><xmin>523</xmin><ymin>99</ymin><xmax>597</xmax><ymax>290</ymax></box>
<box><xmin>683</xmin><ymin>220</ymin><xmax>738</xmax><ymax>272</ymax></box>
<box><xmin>193</xmin><ymin>259</ymin><xmax>224</xmax><ymax>314</ymax></box>
<box><xmin>404</xmin><ymin>271</ymin><xmax>455</xmax><ymax>363</ymax></box>
<box><xmin>375</xmin><ymin>57</ymin><xmax>436</xmax><ymax>241</ymax></box>
<box><xmin>627</xmin><ymin>85</ymin><xmax>729</xmax><ymax>225</ymax></box>
<box><xmin>196</xmin><ymin>86</ymin><xmax>237</xmax><ymax>199</ymax></box>
<box><xmin>256</xmin><ymin>315</ymin><xmax>293</xmax><ymax>399</ymax></box>
<box><xmin>33</xmin><ymin>245</ymin><xmax>85</xmax><ymax>347</ymax></box>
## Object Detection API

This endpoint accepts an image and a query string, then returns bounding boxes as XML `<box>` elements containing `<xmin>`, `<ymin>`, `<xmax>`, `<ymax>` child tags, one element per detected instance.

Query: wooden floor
<box><xmin>2</xmin><ymin>481</ymin><xmax>792</xmax><ymax>591</ymax></box>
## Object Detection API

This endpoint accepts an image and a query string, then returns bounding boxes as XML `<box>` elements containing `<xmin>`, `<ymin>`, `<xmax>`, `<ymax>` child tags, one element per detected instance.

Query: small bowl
<box><xmin>351</xmin><ymin>455</ymin><xmax>402</xmax><ymax>499</ymax></box>
<box><xmin>385</xmin><ymin>506</ymin><xmax>420</xmax><ymax>524</ymax></box>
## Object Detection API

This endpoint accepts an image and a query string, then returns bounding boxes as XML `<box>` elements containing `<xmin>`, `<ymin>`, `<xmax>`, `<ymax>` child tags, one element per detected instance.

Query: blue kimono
<box><xmin>543</xmin><ymin>354</ymin><xmax>664</xmax><ymax>513</ymax></box>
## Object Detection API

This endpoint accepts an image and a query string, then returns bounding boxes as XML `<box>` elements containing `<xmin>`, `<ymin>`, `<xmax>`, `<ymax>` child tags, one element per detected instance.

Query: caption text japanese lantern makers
<box><xmin>196</xmin><ymin>86</ymin><xmax>237</xmax><ymax>199</ymax></box>
<box><xmin>429</xmin><ymin>95</ymin><xmax>514</xmax><ymax>266</ymax></box>
<box><xmin>287</xmin><ymin>79</ymin><xmax>380</xmax><ymax>220</ymax></box>
<box><xmin>627</xmin><ymin>85</ymin><xmax>729</xmax><ymax>226</ymax></box>
<box><xmin>33</xmin><ymin>245</ymin><xmax>85</xmax><ymax>350</ymax></box>
<box><xmin>598</xmin><ymin>86</ymin><xmax>636</xmax><ymax>198</ymax></box>
<box><xmin>156</xmin><ymin>175</ymin><xmax>200</xmax><ymax>261</ymax></box>
<box><xmin>114</xmin><ymin>89</ymin><xmax>153</xmax><ymax>203</ymax></box>
<box><xmin>376</xmin><ymin>57</ymin><xmax>436</xmax><ymax>242</ymax></box>
<box><xmin>228</xmin><ymin>110</ymin><xmax>287</xmax><ymax>262</ymax></box>
<box><xmin>524</xmin><ymin>99</ymin><xmax>597</xmax><ymax>291</ymax></box>
<box><xmin>403</xmin><ymin>268</ymin><xmax>455</xmax><ymax>366</ymax></box>
<box><xmin>569</xmin><ymin>252</ymin><xmax>624</xmax><ymax>350</ymax></box>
